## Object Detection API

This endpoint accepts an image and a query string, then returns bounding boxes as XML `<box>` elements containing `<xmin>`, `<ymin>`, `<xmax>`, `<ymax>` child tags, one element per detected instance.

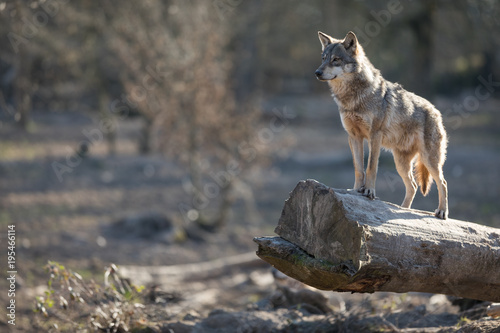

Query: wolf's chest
<box><xmin>339</xmin><ymin>112</ymin><xmax>371</xmax><ymax>138</ymax></box>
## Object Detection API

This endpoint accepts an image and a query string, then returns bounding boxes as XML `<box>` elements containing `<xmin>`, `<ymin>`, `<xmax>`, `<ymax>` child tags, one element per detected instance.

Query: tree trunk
<box><xmin>213</xmin><ymin>179</ymin><xmax>234</xmax><ymax>230</ymax></box>
<box><xmin>139</xmin><ymin>115</ymin><xmax>153</xmax><ymax>155</ymax></box>
<box><xmin>408</xmin><ymin>0</ymin><xmax>435</xmax><ymax>97</ymax></box>
<box><xmin>254</xmin><ymin>179</ymin><xmax>500</xmax><ymax>302</ymax></box>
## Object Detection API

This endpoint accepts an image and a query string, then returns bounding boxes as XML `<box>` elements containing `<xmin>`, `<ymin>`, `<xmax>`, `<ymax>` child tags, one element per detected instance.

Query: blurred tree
<box><xmin>0</xmin><ymin>1</ymin><xmax>40</xmax><ymax>130</ymax></box>
<box><xmin>1</xmin><ymin>0</ymin><xmax>499</xmax><ymax>229</ymax></box>
<box><xmin>105</xmin><ymin>1</ymin><xmax>269</xmax><ymax>230</ymax></box>
<box><xmin>232</xmin><ymin>0</ymin><xmax>263</xmax><ymax>105</ymax></box>
<box><xmin>46</xmin><ymin>1</ymin><xmax>122</xmax><ymax>154</ymax></box>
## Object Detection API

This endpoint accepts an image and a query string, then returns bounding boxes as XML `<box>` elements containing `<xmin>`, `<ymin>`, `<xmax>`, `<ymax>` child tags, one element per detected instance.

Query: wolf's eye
<box><xmin>331</xmin><ymin>57</ymin><xmax>340</xmax><ymax>63</ymax></box>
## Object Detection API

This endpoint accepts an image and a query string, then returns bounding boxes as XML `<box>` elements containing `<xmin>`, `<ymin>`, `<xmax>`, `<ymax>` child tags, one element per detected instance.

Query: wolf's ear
<box><xmin>318</xmin><ymin>31</ymin><xmax>333</xmax><ymax>51</ymax></box>
<box><xmin>342</xmin><ymin>31</ymin><xmax>358</xmax><ymax>55</ymax></box>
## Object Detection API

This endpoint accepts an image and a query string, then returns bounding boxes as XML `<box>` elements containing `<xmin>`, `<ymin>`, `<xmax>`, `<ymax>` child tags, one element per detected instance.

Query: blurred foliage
<box><xmin>0</xmin><ymin>0</ymin><xmax>499</xmax><ymax>228</ymax></box>
<box><xmin>34</xmin><ymin>261</ymin><xmax>149</xmax><ymax>332</ymax></box>
<box><xmin>1</xmin><ymin>0</ymin><xmax>498</xmax><ymax>117</ymax></box>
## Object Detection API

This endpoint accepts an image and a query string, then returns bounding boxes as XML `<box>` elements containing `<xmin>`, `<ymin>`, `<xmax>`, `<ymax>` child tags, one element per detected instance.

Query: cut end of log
<box><xmin>274</xmin><ymin>180</ymin><xmax>366</xmax><ymax>270</ymax></box>
<box><xmin>254</xmin><ymin>236</ymin><xmax>389</xmax><ymax>293</ymax></box>
<box><xmin>253</xmin><ymin>236</ymin><xmax>355</xmax><ymax>291</ymax></box>
<box><xmin>255</xmin><ymin>179</ymin><xmax>500</xmax><ymax>302</ymax></box>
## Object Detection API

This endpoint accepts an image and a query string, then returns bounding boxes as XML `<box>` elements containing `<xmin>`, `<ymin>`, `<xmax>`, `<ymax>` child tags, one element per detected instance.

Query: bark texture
<box><xmin>254</xmin><ymin>179</ymin><xmax>500</xmax><ymax>302</ymax></box>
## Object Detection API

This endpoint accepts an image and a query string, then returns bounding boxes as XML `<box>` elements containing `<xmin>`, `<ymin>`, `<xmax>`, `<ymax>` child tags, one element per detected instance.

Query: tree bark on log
<box><xmin>254</xmin><ymin>179</ymin><xmax>500</xmax><ymax>302</ymax></box>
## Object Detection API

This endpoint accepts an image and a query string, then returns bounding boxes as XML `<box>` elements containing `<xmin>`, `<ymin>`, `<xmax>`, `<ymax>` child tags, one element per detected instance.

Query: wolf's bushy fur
<box><xmin>315</xmin><ymin>31</ymin><xmax>448</xmax><ymax>219</ymax></box>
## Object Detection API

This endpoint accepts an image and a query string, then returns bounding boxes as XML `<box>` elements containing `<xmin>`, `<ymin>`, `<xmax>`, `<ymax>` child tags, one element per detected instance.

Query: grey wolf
<box><xmin>315</xmin><ymin>31</ymin><xmax>448</xmax><ymax>219</ymax></box>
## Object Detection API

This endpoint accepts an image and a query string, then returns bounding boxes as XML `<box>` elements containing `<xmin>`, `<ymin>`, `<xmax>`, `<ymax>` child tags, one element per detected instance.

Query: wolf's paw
<box><xmin>362</xmin><ymin>188</ymin><xmax>376</xmax><ymax>200</ymax></box>
<box><xmin>356</xmin><ymin>186</ymin><xmax>365</xmax><ymax>193</ymax></box>
<box><xmin>435</xmin><ymin>209</ymin><xmax>448</xmax><ymax>220</ymax></box>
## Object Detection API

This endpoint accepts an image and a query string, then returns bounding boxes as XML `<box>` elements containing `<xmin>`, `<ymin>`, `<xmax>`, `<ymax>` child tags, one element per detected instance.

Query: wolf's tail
<box><xmin>415</xmin><ymin>156</ymin><xmax>432</xmax><ymax>196</ymax></box>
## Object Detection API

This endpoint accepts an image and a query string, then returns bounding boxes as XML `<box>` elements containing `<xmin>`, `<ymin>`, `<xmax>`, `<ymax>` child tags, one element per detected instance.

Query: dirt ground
<box><xmin>1</xmin><ymin>94</ymin><xmax>500</xmax><ymax>332</ymax></box>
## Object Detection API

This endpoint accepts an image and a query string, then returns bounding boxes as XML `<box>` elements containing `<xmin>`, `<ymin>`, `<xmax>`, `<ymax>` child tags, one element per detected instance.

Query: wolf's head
<box><xmin>315</xmin><ymin>31</ymin><xmax>361</xmax><ymax>82</ymax></box>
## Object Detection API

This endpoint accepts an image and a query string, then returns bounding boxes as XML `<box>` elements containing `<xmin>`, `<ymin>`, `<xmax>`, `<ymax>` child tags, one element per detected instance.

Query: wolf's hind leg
<box><xmin>420</xmin><ymin>151</ymin><xmax>448</xmax><ymax>219</ymax></box>
<box><xmin>427</xmin><ymin>164</ymin><xmax>448</xmax><ymax>219</ymax></box>
<box><xmin>393</xmin><ymin>151</ymin><xmax>417</xmax><ymax>208</ymax></box>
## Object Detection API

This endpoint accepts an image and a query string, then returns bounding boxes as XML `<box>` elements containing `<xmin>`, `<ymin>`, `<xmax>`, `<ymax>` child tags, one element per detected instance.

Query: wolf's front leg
<box><xmin>363</xmin><ymin>133</ymin><xmax>382</xmax><ymax>199</ymax></box>
<box><xmin>348</xmin><ymin>135</ymin><xmax>365</xmax><ymax>191</ymax></box>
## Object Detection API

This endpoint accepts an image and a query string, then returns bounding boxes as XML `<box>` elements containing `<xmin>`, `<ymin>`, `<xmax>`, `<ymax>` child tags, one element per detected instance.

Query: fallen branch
<box><xmin>487</xmin><ymin>304</ymin><xmax>500</xmax><ymax>318</ymax></box>
<box><xmin>254</xmin><ymin>179</ymin><xmax>500</xmax><ymax>302</ymax></box>
<box><xmin>120</xmin><ymin>252</ymin><xmax>265</xmax><ymax>285</ymax></box>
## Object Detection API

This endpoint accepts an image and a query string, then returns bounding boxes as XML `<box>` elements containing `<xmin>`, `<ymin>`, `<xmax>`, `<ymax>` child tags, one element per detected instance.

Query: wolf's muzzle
<box><xmin>315</xmin><ymin>69</ymin><xmax>323</xmax><ymax>77</ymax></box>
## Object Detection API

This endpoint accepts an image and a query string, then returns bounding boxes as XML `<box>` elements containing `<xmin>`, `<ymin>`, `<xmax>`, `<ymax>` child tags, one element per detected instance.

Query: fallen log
<box><xmin>254</xmin><ymin>179</ymin><xmax>500</xmax><ymax>302</ymax></box>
